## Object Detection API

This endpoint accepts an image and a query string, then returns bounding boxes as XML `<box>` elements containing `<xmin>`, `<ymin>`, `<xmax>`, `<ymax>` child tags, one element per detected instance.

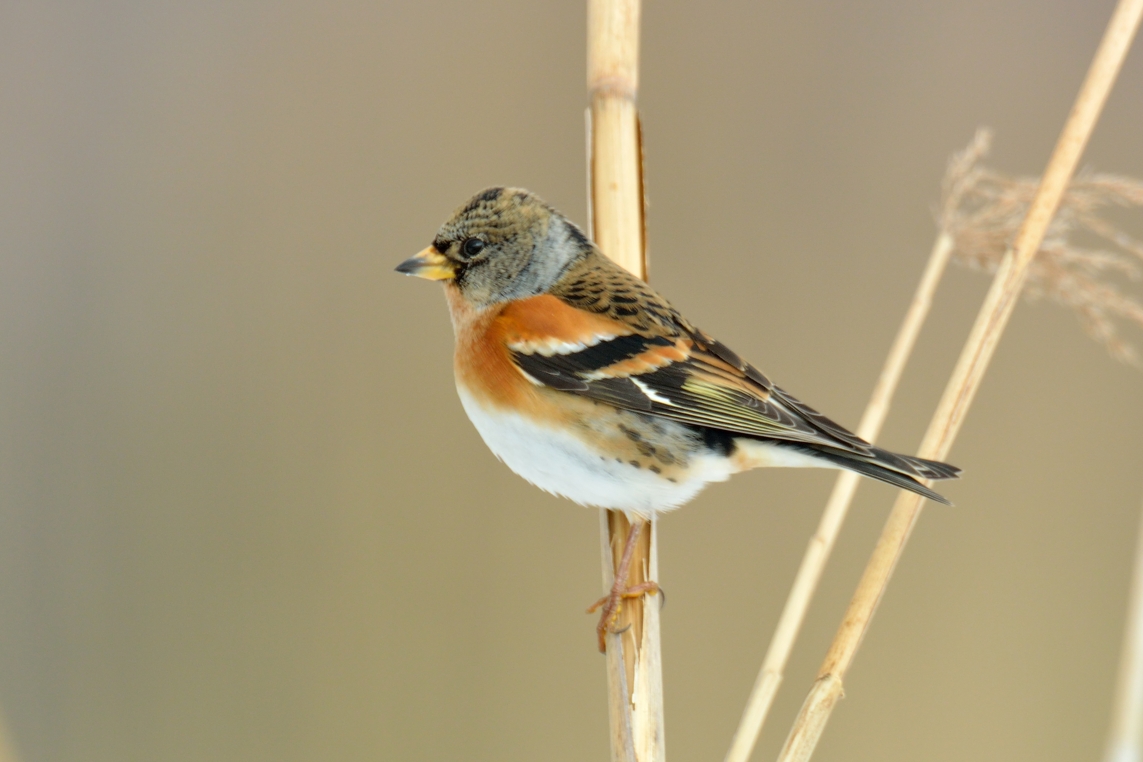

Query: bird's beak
<box><xmin>395</xmin><ymin>246</ymin><xmax>455</xmax><ymax>281</ymax></box>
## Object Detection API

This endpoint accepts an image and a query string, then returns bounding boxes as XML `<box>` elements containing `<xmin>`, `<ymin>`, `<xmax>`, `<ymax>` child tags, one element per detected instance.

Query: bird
<box><xmin>397</xmin><ymin>187</ymin><xmax>960</xmax><ymax>649</ymax></box>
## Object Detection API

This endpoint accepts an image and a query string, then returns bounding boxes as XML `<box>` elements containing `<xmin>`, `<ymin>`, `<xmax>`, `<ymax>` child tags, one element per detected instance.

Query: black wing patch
<box><xmin>510</xmin><ymin>334</ymin><xmax>860</xmax><ymax>451</ymax></box>
<box><xmin>522</xmin><ymin>334</ymin><xmax>673</xmax><ymax>375</ymax></box>
<box><xmin>510</xmin><ymin>331</ymin><xmax>962</xmax><ymax>482</ymax></box>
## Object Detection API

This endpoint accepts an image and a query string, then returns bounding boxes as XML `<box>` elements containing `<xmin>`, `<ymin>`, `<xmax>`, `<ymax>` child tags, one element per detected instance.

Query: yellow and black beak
<box><xmin>395</xmin><ymin>246</ymin><xmax>455</xmax><ymax>281</ymax></box>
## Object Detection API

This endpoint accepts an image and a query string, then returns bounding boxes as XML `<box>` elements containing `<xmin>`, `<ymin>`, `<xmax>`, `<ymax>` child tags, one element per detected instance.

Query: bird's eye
<box><xmin>462</xmin><ymin>238</ymin><xmax>485</xmax><ymax>258</ymax></box>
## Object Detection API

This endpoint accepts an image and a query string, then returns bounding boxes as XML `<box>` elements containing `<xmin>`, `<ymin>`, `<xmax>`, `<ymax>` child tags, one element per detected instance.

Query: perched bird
<box><xmin>397</xmin><ymin>187</ymin><xmax>960</xmax><ymax>646</ymax></box>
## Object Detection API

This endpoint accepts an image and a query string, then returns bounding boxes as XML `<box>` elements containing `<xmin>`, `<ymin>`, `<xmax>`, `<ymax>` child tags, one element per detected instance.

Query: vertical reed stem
<box><xmin>1105</xmin><ymin>493</ymin><xmax>1143</xmax><ymax>762</ymax></box>
<box><xmin>778</xmin><ymin>2</ymin><xmax>1143</xmax><ymax>759</ymax></box>
<box><xmin>724</xmin><ymin>232</ymin><xmax>955</xmax><ymax>762</ymax></box>
<box><xmin>587</xmin><ymin>2</ymin><xmax>665</xmax><ymax>761</ymax></box>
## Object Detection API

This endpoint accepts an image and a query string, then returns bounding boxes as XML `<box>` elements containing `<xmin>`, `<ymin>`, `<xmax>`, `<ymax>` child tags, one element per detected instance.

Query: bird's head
<box><xmin>396</xmin><ymin>187</ymin><xmax>593</xmax><ymax>308</ymax></box>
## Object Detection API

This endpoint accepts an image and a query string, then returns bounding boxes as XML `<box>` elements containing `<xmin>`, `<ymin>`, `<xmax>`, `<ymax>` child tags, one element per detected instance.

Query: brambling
<box><xmin>398</xmin><ymin>187</ymin><xmax>960</xmax><ymax>646</ymax></box>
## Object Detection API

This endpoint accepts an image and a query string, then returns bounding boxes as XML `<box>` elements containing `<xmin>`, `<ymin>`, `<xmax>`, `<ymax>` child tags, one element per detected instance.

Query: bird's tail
<box><xmin>788</xmin><ymin>443</ymin><xmax>961</xmax><ymax>506</ymax></box>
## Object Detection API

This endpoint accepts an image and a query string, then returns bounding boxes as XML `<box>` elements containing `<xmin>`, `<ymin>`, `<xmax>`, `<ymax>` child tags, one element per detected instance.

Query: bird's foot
<box><xmin>587</xmin><ymin>580</ymin><xmax>661</xmax><ymax>652</ymax></box>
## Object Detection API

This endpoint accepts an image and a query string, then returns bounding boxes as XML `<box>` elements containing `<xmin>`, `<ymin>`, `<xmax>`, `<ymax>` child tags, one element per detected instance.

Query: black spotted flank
<box><xmin>700</xmin><ymin>427</ymin><xmax>736</xmax><ymax>458</ymax></box>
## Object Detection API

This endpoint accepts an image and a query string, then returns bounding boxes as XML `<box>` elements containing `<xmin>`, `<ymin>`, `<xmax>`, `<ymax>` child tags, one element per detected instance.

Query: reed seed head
<box><xmin>941</xmin><ymin>129</ymin><xmax>1143</xmax><ymax>366</ymax></box>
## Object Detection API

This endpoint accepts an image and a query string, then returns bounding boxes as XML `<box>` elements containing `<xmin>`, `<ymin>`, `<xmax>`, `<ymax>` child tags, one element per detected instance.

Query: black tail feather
<box><xmin>793</xmin><ymin>445</ymin><xmax>955</xmax><ymax>505</ymax></box>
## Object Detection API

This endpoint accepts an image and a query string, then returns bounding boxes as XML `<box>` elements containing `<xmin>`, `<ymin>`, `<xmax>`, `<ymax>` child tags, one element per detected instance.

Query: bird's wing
<box><xmin>497</xmin><ymin>257</ymin><xmax>878</xmax><ymax>456</ymax></box>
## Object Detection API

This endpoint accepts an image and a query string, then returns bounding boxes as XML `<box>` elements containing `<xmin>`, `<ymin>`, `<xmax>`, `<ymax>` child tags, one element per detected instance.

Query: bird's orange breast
<box><xmin>445</xmin><ymin>288</ymin><xmax>630</xmax><ymax>419</ymax></box>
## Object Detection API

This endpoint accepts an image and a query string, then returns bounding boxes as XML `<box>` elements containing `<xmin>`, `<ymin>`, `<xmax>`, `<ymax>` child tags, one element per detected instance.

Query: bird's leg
<box><xmin>586</xmin><ymin>520</ymin><xmax>661</xmax><ymax>653</ymax></box>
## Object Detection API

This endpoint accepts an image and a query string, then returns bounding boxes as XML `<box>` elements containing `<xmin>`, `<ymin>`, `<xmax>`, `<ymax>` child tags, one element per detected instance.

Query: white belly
<box><xmin>456</xmin><ymin>387</ymin><xmax>736</xmax><ymax>518</ymax></box>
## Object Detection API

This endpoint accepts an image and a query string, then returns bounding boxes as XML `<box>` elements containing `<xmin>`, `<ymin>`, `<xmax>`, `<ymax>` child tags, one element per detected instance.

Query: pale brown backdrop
<box><xmin>2</xmin><ymin>1</ymin><xmax>1142</xmax><ymax>761</ymax></box>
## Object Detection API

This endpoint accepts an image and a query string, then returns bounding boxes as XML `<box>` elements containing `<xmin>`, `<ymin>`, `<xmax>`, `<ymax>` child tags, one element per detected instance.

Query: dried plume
<box><xmin>941</xmin><ymin>129</ymin><xmax>1143</xmax><ymax>365</ymax></box>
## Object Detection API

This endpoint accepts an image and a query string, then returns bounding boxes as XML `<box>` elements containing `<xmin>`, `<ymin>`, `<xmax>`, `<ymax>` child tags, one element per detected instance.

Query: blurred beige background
<box><xmin>2</xmin><ymin>1</ymin><xmax>1142</xmax><ymax>761</ymax></box>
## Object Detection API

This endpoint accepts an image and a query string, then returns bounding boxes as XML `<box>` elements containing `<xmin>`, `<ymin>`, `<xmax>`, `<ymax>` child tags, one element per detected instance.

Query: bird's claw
<box><xmin>588</xmin><ymin>581</ymin><xmax>661</xmax><ymax>653</ymax></box>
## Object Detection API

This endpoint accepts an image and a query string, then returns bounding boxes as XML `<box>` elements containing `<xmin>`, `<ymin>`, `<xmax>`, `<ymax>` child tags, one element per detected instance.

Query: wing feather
<box><xmin>504</xmin><ymin>251</ymin><xmax>960</xmax><ymax>485</ymax></box>
<box><xmin>510</xmin><ymin>324</ymin><xmax>864</xmax><ymax>452</ymax></box>
<box><xmin>505</xmin><ymin>254</ymin><xmax>957</xmax><ymax>474</ymax></box>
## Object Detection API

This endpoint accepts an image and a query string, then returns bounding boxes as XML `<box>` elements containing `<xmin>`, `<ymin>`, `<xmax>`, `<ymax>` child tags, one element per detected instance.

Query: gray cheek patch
<box><xmin>501</xmin><ymin>219</ymin><xmax>583</xmax><ymax>301</ymax></box>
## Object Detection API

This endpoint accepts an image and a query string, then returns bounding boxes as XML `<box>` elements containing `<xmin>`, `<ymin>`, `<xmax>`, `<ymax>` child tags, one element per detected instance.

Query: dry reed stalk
<box><xmin>726</xmin><ymin>131</ymin><xmax>996</xmax><ymax>762</ymax></box>
<box><xmin>733</xmin><ymin>116</ymin><xmax>1143</xmax><ymax>759</ymax></box>
<box><xmin>0</xmin><ymin>715</ymin><xmax>17</xmax><ymax>762</ymax></box>
<box><xmin>776</xmin><ymin>2</ymin><xmax>1143</xmax><ymax>760</ymax></box>
<box><xmin>587</xmin><ymin>2</ymin><xmax>664</xmax><ymax>761</ymax></box>
<box><xmin>725</xmin><ymin>130</ymin><xmax>992</xmax><ymax>762</ymax></box>
<box><xmin>1105</xmin><ymin>494</ymin><xmax>1143</xmax><ymax>762</ymax></box>
<box><xmin>722</xmin><ymin>145</ymin><xmax>978</xmax><ymax>762</ymax></box>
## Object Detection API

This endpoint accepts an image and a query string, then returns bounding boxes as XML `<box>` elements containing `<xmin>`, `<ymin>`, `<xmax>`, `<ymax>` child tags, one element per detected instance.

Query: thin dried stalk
<box><xmin>0</xmin><ymin>715</ymin><xmax>18</xmax><ymax>762</ymax></box>
<box><xmin>732</xmin><ymin>116</ymin><xmax>1143</xmax><ymax>760</ymax></box>
<box><xmin>724</xmin><ymin>131</ymin><xmax>991</xmax><ymax>762</ymax></box>
<box><xmin>587</xmin><ymin>2</ymin><xmax>665</xmax><ymax>761</ymax></box>
<box><xmin>724</xmin><ymin>219</ymin><xmax>960</xmax><ymax>762</ymax></box>
<box><xmin>1104</xmin><ymin>493</ymin><xmax>1143</xmax><ymax>762</ymax></box>
<box><xmin>778</xmin><ymin>2</ymin><xmax>1143</xmax><ymax>760</ymax></box>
